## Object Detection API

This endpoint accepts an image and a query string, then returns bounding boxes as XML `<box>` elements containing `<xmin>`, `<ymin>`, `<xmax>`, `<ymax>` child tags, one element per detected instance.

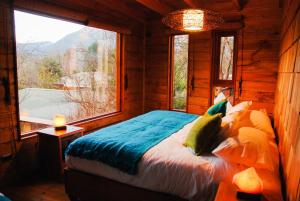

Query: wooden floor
<box><xmin>1</xmin><ymin>178</ymin><xmax>69</xmax><ymax>201</ymax></box>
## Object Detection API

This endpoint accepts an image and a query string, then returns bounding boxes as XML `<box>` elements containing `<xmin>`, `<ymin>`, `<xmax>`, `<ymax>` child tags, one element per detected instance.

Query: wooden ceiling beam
<box><xmin>42</xmin><ymin>0</ymin><xmax>142</xmax><ymax>27</ymax></box>
<box><xmin>232</xmin><ymin>0</ymin><xmax>244</xmax><ymax>10</ymax></box>
<box><xmin>182</xmin><ymin>0</ymin><xmax>244</xmax><ymax>24</ymax></box>
<box><xmin>94</xmin><ymin>0</ymin><xmax>146</xmax><ymax>23</ymax></box>
<box><xmin>14</xmin><ymin>0</ymin><xmax>132</xmax><ymax>34</ymax></box>
<box><xmin>136</xmin><ymin>0</ymin><xmax>173</xmax><ymax>15</ymax></box>
<box><xmin>182</xmin><ymin>0</ymin><xmax>244</xmax><ymax>13</ymax></box>
<box><xmin>182</xmin><ymin>0</ymin><xmax>205</xmax><ymax>8</ymax></box>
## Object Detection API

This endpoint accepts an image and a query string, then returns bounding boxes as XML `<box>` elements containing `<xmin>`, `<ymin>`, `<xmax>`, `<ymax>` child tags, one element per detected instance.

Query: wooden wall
<box><xmin>274</xmin><ymin>0</ymin><xmax>300</xmax><ymax>200</ymax></box>
<box><xmin>0</xmin><ymin>0</ymin><xmax>21</xmax><ymax>185</ymax></box>
<box><xmin>0</xmin><ymin>0</ymin><xmax>145</xmax><ymax>185</ymax></box>
<box><xmin>234</xmin><ymin>0</ymin><xmax>282</xmax><ymax>113</ymax></box>
<box><xmin>144</xmin><ymin>0</ymin><xmax>282</xmax><ymax>115</ymax></box>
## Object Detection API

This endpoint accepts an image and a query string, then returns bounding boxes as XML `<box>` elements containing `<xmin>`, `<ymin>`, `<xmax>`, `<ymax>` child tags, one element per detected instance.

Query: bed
<box><xmin>64</xmin><ymin>108</ymin><xmax>283</xmax><ymax>201</ymax></box>
<box><xmin>64</xmin><ymin>110</ymin><xmax>232</xmax><ymax>201</ymax></box>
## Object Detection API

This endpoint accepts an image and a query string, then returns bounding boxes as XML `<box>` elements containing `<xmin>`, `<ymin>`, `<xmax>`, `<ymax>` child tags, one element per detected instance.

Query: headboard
<box><xmin>274</xmin><ymin>0</ymin><xmax>300</xmax><ymax>200</ymax></box>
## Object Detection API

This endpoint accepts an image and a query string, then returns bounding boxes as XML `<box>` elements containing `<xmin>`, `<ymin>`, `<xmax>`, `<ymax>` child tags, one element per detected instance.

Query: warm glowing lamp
<box><xmin>182</xmin><ymin>9</ymin><xmax>204</xmax><ymax>31</ymax></box>
<box><xmin>232</xmin><ymin>167</ymin><xmax>263</xmax><ymax>201</ymax></box>
<box><xmin>162</xmin><ymin>9</ymin><xmax>224</xmax><ymax>32</ymax></box>
<box><xmin>54</xmin><ymin>114</ymin><xmax>66</xmax><ymax>131</ymax></box>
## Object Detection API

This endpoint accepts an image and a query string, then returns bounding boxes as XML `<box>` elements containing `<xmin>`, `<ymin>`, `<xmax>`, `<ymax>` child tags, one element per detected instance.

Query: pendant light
<box><xmin>162</xmin><ymin>9</ymin><xmax>224</xmax><ymax>32</ymax></box>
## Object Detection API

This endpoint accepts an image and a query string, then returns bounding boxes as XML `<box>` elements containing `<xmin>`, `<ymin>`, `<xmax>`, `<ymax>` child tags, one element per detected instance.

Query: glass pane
<box><xmin>172</xmin><ymin>35</ymin><xmax>189</xmax><ymax>111</ymax></box>
<box><xmin>219</xmin><ymin>36</ymin><xmax>234</xmax><ymax>80</ymax></box>
<box><xmin>213</xmin><ymin>86</ymin><xmax>234</xmax><ymax>111</ymax></box>
<box><xmin>15</xmin><ymin>11</ymin><xmax>118</xmax><ymax>134</ymax></box>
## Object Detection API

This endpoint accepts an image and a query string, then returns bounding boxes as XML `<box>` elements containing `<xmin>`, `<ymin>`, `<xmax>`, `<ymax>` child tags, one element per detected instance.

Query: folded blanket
<box><xmin>65</xmin><ymin>110</ymin><xmax>198</xmax><ymax>174</ymax></box>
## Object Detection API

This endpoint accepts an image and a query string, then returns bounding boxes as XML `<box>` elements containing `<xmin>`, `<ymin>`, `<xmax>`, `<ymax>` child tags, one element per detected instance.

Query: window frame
<box><xmin>13</xmin><ymin>9</ymin><xmax>123</xmax><ymax>139</ymax></box>
<box><xmin>211</xmin><ymin>31</ymin><xmax>238</xmax><ymax>105</ymax></box>
<box><xmin>168</xmin><ymin>34</ymin><xmax>190</xmax><ymax>112</ymax></box>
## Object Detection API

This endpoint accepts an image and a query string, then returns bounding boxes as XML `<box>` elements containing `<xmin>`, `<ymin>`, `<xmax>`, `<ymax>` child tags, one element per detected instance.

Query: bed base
<box><xmin>64</xmin><ymin>168</ymin><xmax>187</xmax><ymax>201</ymax></box>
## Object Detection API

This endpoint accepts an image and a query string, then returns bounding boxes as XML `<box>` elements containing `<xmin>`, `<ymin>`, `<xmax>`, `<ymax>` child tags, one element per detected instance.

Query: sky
<box><xmin>14</xmin><ymin>10</ymin><xmax>84</xmax><ymax>43</ymax></box>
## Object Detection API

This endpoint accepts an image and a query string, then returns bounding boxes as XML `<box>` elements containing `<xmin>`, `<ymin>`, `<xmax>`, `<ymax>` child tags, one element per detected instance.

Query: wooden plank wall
<box><xmin>144</xmin><ymin>21</ymin><xmax>170</xmax><ymax>111</ymax></box>
<box><xmin>0</xmin><ymin>0</ymin><xmax>145</xmax><ymax>185</ymax></box>
<box><xmin>0</xmin><ymin>0</ymin><xmax>21</xmax><ymax>185</ymax></box>
<box><xmin>144</xmin><ymin>0</ymin><xmax>282</xmax><ymax>115</ymax></box>
<box><xmin>234</xmin><ymin>0</ymin><xmax>282</xmax><ymax>113</ymax></box>
<box><xmin>274</xmin><ymin>0</ymin><xmax>300</xmax><ymax>200</ymax></box>
<box><xmin>144</xmin><ymin>21</ymin><xmax>212</xmax><ymax>114</ymax></box>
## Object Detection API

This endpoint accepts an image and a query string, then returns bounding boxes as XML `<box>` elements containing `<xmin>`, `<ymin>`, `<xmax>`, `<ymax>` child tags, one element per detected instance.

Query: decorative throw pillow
<box><xmin>212</xmin><ymin>127</ymin><xmax>275</xmax><ymax>171</ymax></box>
<box><xmin>232</xmin><ymin>110</ymin><xmax>275</xmax><ymax>139</ymax></box>
<box><xmin>206</xmin><ymin>100</ymin><xmax>227</xmax><ymax>117</ymax></box>
<box><xmin>184</xmin><ymin>113</ymin><xmax>222</xmax><ymax>155</ymax></box>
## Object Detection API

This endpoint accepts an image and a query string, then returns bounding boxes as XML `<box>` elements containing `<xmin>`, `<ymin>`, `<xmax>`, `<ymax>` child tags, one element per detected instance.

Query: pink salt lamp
<box><xmin>232</xmin><ymin>167</ymin><xmax>263</xmax><ymax>200</ymax></box>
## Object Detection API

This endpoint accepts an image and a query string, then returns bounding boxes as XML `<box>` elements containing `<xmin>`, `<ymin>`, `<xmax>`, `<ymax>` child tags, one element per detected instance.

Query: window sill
<box><xmin>20</xmin><ymin>111</ymin><xmax>123</xmax><ymax>140</ymax></box>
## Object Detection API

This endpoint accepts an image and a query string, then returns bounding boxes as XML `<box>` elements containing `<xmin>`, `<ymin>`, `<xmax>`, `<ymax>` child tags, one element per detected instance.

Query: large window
<box><xmin>14</xmin><ymin>11</ymin><xmax>120</xmax><ymax>134</ymax></box>
<box><xmin>212</xmin><ymin>32</ymin><xmax>237</xmax><ymax>109</ymax></box>
<box><xmin>170</xmin><ymin>35</ymin><xmax>189</xmax><ymax>111</ymax></box>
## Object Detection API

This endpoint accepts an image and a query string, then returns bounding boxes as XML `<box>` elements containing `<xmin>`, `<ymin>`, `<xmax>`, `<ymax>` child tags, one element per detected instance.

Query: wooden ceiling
<box><xmin>135</xmin><ymin>0</ymin><xmax>245</xmax><ymax>15</ymax></box>
<box><xmin>42</xmin><ymin>0</ymin><xmax>246</xmax><ymax>22</ymax></box>
<box><xmin>14</xmin><ymin>0</ymin><xmax>246</xmax><ymax>32</ymax></box>
<box><xmin>113</xmin><ymin>0</ymin><xmax>245</xmax><ymax>29</ymax></box>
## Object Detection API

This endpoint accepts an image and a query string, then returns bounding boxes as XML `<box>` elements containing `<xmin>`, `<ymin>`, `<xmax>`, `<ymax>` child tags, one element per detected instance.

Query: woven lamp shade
<box><xmin>162</xmin><ymin>9</ymin><xmax>224</xmax><ymax>32</ymax></box>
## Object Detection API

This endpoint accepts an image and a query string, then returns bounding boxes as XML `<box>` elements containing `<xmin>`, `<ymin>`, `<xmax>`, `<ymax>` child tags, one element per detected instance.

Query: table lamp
<box><xmin>232</xmin><ymin>167</ymin><xmax>263</xmax><ymax>201</ymax></box>
<box><xmin>54</xmin><ymin>114</ymin><xmax>67</xmax><ymax>131</ymax></box>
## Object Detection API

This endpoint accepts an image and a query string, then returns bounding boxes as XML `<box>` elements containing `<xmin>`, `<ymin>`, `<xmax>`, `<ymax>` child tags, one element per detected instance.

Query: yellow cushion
<box><xmin>232</xmin><ymin>110</ymin><xmax>275</xmax><ymax>139</ymax></box>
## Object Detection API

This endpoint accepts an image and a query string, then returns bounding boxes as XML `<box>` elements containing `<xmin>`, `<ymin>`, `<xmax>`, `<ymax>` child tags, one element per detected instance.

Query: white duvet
<box><xmin>65</xmin><ymin>118</ymin><xmax>233</xmax><ymax>201</ymax></box>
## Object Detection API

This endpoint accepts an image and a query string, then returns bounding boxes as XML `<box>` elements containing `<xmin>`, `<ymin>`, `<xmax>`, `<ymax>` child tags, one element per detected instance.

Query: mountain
<box><xmin>17</xmin><ymin>41</ymin><xmax>52</xmax><ymax>57</ymax></box>
<box><xmin>17</xmin><ymin>27</ymin><xmax>116</xmax><ymax>57</ymax></box>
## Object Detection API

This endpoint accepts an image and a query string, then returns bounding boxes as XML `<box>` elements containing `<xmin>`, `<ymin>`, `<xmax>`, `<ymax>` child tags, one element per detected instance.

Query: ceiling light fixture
<box><xmin>162</xmin><ymin>9</ymin><xmax>224</xmax><ymax>32</ymax></box>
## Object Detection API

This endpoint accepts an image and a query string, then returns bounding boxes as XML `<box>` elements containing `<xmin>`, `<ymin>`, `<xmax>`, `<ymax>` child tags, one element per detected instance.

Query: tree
<box><xmin>38</xmin><ymin>57</ymin><xmax>62</xmax><ymax>88</ymax></box>
<box><xmin>173</xmin><ymin>35</ymin><xmax>188</xmax><ymax>109</ymax></box>
<box><xmin>17</xmin><ymin>42</ymin><xmax>48</xmax><ymax>103</ymax></box>
<box><xmin>219</xmin><ymin>37</ymin><xmax>234</xmax><ymax>80</ymax></box>
<box><xmin>17</xmin><ymin>42</ymin><xmax>51</xmax><ymax>89</ymax></box>
<box><xmin>63</xmin><ymin>38</ymin><xmax>117</xmax><ymax>121</ymax></box>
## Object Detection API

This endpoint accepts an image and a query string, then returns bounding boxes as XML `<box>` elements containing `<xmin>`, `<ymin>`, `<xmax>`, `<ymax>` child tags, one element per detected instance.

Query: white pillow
<box><xmin>213</xmin><ymin>127</ymin><xmax>275</xmax><ymax>171</ymax></box>
<box><xmin>232</xmin><ymin>110</ymin><xmax>275</xmax><ymax>139</ymax></box>
<box><xmin>222</xmin><ymin>101</ymin><xmax>253</xmax><ymax>137</ymax></box>
<box><xmin>226</xmin><ymin>101</ymin><xmax>252</xmax><ymax>119</ymax></box>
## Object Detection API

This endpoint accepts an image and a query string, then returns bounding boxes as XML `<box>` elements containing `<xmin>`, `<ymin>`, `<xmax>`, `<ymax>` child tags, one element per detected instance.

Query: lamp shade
<box><xmin>232</xmin><ymin>167</ymin><xmax>263</xmax><ymax>194</ymax></box>
<box><xmin>162</xmin><ymin>9</ymin><xmax>224</xmax><ymax>32</ymax></box>
<box><xmin>54</xmin><ymin>114</ymin><xmax>66</xmax><ymax>130</ymax></box>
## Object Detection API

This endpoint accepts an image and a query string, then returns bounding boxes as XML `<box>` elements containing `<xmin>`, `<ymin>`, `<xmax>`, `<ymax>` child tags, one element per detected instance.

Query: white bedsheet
<box><xmin>65</xmin><ymin>119</ymin><xmax>233</xmax><ymax>201</ymax></box>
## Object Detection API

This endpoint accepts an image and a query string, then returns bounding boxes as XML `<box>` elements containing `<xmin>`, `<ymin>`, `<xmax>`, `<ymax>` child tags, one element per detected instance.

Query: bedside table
<box><xmin>215</xmin><ymin>181</ymin><xmax>268</xmax><ymax>201</ymax></box>
<box><xmin>38</xmin><ymin>125</ymin><xmax>84</xmax><ymax>178</ymax></box>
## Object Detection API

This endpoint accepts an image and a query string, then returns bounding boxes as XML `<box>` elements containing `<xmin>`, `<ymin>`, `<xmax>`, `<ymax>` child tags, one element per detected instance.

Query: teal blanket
<box><xmin>65</xmin><ymin>110</ymin><xmax>198</xmax><ymax>174</ymax></box>
<box><xmin>0</xmin><ymin>194</ymin><xmax>11</xmax><ymax>201</ymax></box>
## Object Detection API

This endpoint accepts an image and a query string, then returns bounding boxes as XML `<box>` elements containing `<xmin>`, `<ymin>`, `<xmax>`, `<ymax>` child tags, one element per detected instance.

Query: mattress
<box><xmin>66</xmin><ymin>118</ymin><xmax>233</xmax><ymax>201</ymax></box>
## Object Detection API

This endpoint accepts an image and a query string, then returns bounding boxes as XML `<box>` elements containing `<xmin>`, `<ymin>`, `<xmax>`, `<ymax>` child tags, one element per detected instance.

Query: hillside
<box><xmin>17</xmin><ymin>27</ymin><xmax>116</xmax><ymax>57</ymax></box>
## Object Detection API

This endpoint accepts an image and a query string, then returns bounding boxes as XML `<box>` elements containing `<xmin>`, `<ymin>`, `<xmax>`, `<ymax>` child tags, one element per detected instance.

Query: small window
<box><xmin>212</xmin><ymin>86</ymin><xmax>234</xmax><ymax>111</ymax></box>
<box><xmin>170</xmin><ymin>35</ymin><xmax>189</xmax><ymax>111</ymax></box>
<box><xmin>219</xmin><ymin>36</ymin><xmax>234</xmax><ymax>80</ymax></box>
<box><xmin>14</xmin><ymin>10</ymin><xmax>121</xmax><ymax>135</ymax></box>
<box><xmin>212</xmin><ymin>32</ymin><xmax>237</xmax><ymax>107</ymax></box>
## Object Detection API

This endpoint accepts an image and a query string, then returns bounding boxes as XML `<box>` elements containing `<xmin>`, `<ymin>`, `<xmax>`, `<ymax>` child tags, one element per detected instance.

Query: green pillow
<box><xmin>207</xmin><ymin>100</ymin><xmax>227</xmax><ymax>117</ymax></box>
<box><xmin>184</xmin><ymin>113</ymin><xmax>222</xmax><ymax>155</ymax></box>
